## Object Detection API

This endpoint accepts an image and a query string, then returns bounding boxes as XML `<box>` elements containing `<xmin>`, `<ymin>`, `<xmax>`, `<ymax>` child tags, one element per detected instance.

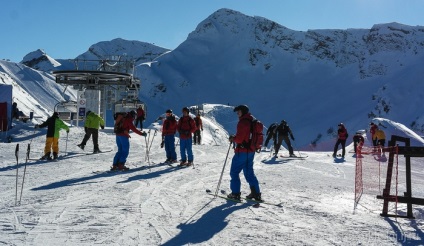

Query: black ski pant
<box><xmin>333</xmin><ymin>139</ymin><xmax>346</xmax><ymax>157</ymax></box>
<box><xmin>274</xmin><ymin>134</ymin><xmax>294</xmax><ymax>155</ymax></box>
<box><xmin>135</xmin><ymin>117</ymin><xmax>144</xmax><ymax>130</ymax></box>
<box><xmin>264</xmin><ymin>133</ymin><xmax>276</xmax><ymax>148</ymax></box>
<box><xmin>193</xmin><ymin>130</ymin><xmax>201</xmax><ymax>144</ymax></box>
<box><xmin>81</xmin><ymin>128</ymin><xmax>99</xmax><ymax>150</ymax></box>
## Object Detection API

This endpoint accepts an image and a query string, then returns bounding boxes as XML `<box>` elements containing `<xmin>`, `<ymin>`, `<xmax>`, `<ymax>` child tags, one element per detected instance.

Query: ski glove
<box><xmin>141</xmin><ymin>132</ymin><xmax>147</xmax><ymax>137</ymax></box>
<box><xmin>100</xmin><ymin>125</ymin><xmax>105</xmax><ymax>129</ymax></box>
<box><xmin>160</xmin><ymin>141</ymin><xmax>164</xmax><ymax>148</ymax></box>
<box><xmin>229</xmin><ymin>135</ymin><xmax>235</xmax><ymax>143</ymax></box>
<box><xmin>66</xmin><ymin>130</ymin><xmax>69</xmax><ymax>133</ymax></box>
<box><xmin>291</xmin><ymin>136</ymin><xmax>295</xmax><ymax>141</ymax></box>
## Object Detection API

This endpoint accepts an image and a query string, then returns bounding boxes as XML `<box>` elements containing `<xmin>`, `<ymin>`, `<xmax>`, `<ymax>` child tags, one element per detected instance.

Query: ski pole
<box><xmin>144</xmin><ymin>135</ymin><xmax>151</xmax><ymax>166</ymax></box>
<box><xmin>214</xmin><ymin>142</ymin><xmax>232</xmax><ymax>197</ymax></box>
<box><xmin>65</xmin><ymin>132</ymin><xmax>69</xmax><ymax>156</ymax></box>
<box><xmin>145</xmin><ymin>129</ymin><xmax>151</xmax><ymax>161</ymax></box>
<box><xmin>19</xmin><ymin>143</ymin><xmax>30</xmax><ymax>205</ymax></box>
<box><xmin>15</xmin><ymin>144</ymin><xmax>19</xmax><ymax>206</ymax></box>
<box><xmin>148</xmin><ymin>129</ymin><xmax>157</xmax><ymax>153</ymax></box>
<box><xmin>292</xmin><ymin>140</ymin><xmax>302</xmax><ymax>158</ymax></box>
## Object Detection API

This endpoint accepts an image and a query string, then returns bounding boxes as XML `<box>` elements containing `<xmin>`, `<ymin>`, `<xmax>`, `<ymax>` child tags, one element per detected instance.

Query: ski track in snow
<box><xmin>1</xmin><ymin>125</ymin><xmax>424</xmax><ymax>245</ymax></box>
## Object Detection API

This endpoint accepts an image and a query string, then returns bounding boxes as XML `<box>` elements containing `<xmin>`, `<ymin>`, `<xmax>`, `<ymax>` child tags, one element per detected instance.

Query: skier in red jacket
<box><xmin>332</xmin><ymin>123</ymin><xmax>348</xmax><ymax>158</ymax></box>
<box><xmin>161</xmin><ymin>109</ymin><xmax>178</xmax><ymax>163</ymax></box>
<box><xmin>112</xmin><ymin>110</ymin><xmax>147</xmax><ymax>170</ymax></box>
<box><xmin>177</xmin><ymin>107</ymin><xmax>197</xmax><ymax>166</ymax></box>
<box><xmin>227</xmin><ymin>105</ymin><xmax>262</xmax><ymax>201</ymax></box>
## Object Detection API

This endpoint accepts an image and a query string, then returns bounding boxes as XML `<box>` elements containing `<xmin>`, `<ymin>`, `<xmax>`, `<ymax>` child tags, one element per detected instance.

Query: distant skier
<box><xmin>274</xmin><ymin>120</ymin><xmax>296</xmax><ymax>157</ymax></box>
<box><xmin>193</xmin><ymin>113</ymin><xmax>203</xmax><ymax>145</ymax></box>
<box><xmin>332</xmin><ymin>123</ymin><xmax>348</xmax><ymax>158</ymax></box>
<box><xmin>263</xmin><ymin>122</ymin><xmax>278</xmax><ymax>150</ymax></box>
<box><xmin>375</xmin><ymin>128</ymin><xmax>386</xmax><ymax>147</ymax></box>
<box><xmin>35</xmin><ymin>112</ymin><xmax>69</xmax><ymax>160</ymax></box>
<box><xmin>77</xmin><ymin>110</ymin><xmax>105</xmax><ymax>153</ymax></box>
<box><xmin>112</xmin><ymin>110</ymin><xmax>147</xmax><ymax>171</ymax></box>
<box><xmin>135</xmin><ymin>105</ymin><xmax>145</xmax><ymax>130</ymax></box>
<box><xmin>161</xmin><ymin>109</ymin><xmax>178</xmax><ymax>164</ymax></box>
<box><xmin>227</xmin><ymin>105</ymin><xmax>262</xmax><ymax>201</ymax></box>
<box><xmin>369</xmin><ymin>122</ymin><xmax>378</xmax><ymax>146</ymax></box>
<box><xmin>352</xmin><ymin>131</ymin><xmax>365</xmax><ymax>154</ymax></box>
<box><xmin>177</xmin><ymin>107</ymin><xmax>197</xmax><ymax>167</ymax></box>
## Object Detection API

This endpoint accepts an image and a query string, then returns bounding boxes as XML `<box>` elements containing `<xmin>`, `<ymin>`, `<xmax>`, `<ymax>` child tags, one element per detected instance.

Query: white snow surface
<box><xmin>1</xmin><ymin>111</ymin><xmax>424</xmax><ymax>246</ymax></box>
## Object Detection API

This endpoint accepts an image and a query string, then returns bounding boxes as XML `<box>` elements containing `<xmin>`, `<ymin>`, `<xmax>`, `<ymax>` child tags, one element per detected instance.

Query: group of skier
<box><xmin>33</xmin><ymin>104</ymin><xmax>389</xmax><ymax>204</ymax></box>
<box><xmin>332</xmin><ymin>122</ymin><xmax>386</xmax><ymax>158</ymax></box>
<box><xmin>263</xmin><ymin>120</ymin><xmax>296</xmax><ymax>157</ymax></box>
<box><xmin>160</xmin><ymin>107</ymin><xmax>204</xmax><ymax>167</ymax></box>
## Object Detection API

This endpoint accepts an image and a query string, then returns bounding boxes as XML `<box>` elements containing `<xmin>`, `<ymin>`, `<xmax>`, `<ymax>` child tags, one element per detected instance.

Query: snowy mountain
<box><xmin>22</xmin><ymin>39</ymin><xmax>170</xmax><ymax>72</ymax></box>
<box><xmin>21</xmin><ymin>49</ymin><xmax>62</xmax><ymax>72</ymax></box>
<box><xmin>135</xmin><ymin>9</ymin><xmax>424</xmax><ymax>149</ymax></box>
<box><xmin>4</xmin><ymin>8</ymin><xmax>424</xmax><ymax>150</ymax></box>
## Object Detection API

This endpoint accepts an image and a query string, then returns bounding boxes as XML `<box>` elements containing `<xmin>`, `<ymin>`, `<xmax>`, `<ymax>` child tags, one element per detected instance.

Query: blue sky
<box><xmin>2</xmin><ymin>0</ymin><xmax>424</xmax><ymax>62</ymax></box>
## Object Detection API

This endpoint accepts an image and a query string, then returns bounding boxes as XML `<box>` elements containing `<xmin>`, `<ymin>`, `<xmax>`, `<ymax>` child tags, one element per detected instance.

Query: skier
<box><xmin>193</xmin><ymin>113</ymin><xmax>203</xmax><ymax>145</ymax></box>
<box><xmin>263</xmin><ymin>122</ymin><xmax>278</xmax><ymax>150</ymax></box>
<box><xmin>112</xmin><ymin>110</ymin><xmax>147</xmax><ymax>171</ymax></box>
<box><xmin>369</xmin><ymin>122</ymin><xmax>378</xmax><ymax>146</ymax></box>
<box><xmin>274</xmin><ymin>120</ymin><xmax>296</xmax><ymax>157</ymax></box>
<box><xmin>135</xmin><ymin>105</ymin><xmax>145</xmax><ymax>130</ymax></box>
<box><xmin>227</xmin><ymin>105</ymin><xmax>262</xmax><ymax>201</ymax></box>
<box><xmin>161</xmin><ymin>109</ymin><xmax>178</xmax><ymax>164</ymax></box>
<box><xmin>177</xmin><ymin>107</ymin><xmax>197</xmax><ymax>167</ymax></box>
<box><xmin>35</xmin><ymin>112</ymin><xmax>69</xmax><ymax>160</ymax></box>
<box><xmin>352</xmin><ymin>131</ymin><xmax>365</xmax><ymax>154</ymax></box>
<box><xmin>375</xmin><ymin>127</ymin><xmax>386</xmax><ymax>147</ymax></box>
<box><xmin>332</xmin><ymin>123</ymin><xmax>348</xmax><ymax>158</ymax></box>
<box><xmin>77</xmin><ymin>110</ymin><xmax>105</xmax><ymax>153</ymax></box>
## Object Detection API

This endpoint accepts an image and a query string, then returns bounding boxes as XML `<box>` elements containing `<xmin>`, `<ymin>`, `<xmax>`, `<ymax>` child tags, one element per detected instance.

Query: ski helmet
<box><xmin>233</xmin><ymin>105</ymin><xmax>249</xmax><ymax>115</ymax></box>
<box><xmin>166</xmin><ymin>109</ymin><xmax>173</xmax><ymax>114</ymax></box>
<box><xmin>182</xmin><ymin>107</ymin><xmax>190</xmax><ymax>113</ymax></box>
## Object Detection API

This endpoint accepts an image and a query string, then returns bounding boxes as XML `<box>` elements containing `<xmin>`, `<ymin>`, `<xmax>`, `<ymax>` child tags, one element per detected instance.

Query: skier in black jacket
<box><xmin>264</xmin><ymin>122</ymin><xmax>278</xmax><ymax>150</ymax></box>
<box><xmin>274</xmin><ymin>120</ymin><xmax>295</xmax><ymax>157</ymax></box>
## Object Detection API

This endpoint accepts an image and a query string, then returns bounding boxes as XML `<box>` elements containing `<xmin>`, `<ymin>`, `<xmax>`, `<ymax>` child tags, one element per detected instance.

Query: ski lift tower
<box><xmin>52</xmin><ymin>69</ymin><xmax>134</xmax><ymax>127</ymax></box>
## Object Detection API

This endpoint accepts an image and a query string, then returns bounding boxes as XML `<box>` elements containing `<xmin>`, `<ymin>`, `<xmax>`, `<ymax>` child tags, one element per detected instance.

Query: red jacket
<box><xmin>337</xmin><ymin>125</ymin><xmax>348</xmax><ymax>140</ymax></box>
<box><xmin>177</xmin><ymin>115</ymin><xmax>197</xmax><ymax>139</ymax></box>
<box><xmin>117</xmin><ymin>116</ymin><xmax>143</xmax><ymax>138</ymax></box>
<box><xmin>162</xmin><ymin>115</ymin><xmax>177</xmax><ymax>136</ymax></box>
<box><xmin>137</xmin><ymin>108</ymin><xmax>145</xmax><ymax>118</ymax></box>
<box><xmin>233</xmin><ymin>113</ymin><xmax>255</xmax><ymax>153</ymax></box>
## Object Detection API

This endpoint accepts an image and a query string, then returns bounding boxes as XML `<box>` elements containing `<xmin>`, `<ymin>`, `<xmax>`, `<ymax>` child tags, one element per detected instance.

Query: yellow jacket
<box><xmin>374</xmin><ymin>129</ymin><xmax>386</xmax><ymax>140</ymax></box>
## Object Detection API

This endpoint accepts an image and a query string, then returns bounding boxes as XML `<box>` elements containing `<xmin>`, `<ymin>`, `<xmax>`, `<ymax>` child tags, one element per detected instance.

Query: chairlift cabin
<box><xmin>54</xmin><ymin>101</ymin><xmax>78</xmax><ymax>124</ymax></box>
<box><xmin>114</xmin><ymin>99</ymin><xmax>147</xmax><ymax>119</ymax></box>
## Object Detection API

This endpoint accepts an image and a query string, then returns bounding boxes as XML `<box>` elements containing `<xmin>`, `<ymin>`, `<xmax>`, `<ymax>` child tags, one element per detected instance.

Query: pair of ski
<box><xmin>277</xmin><ymin>155</ymin><xmax>308</xmax><ymax>159</ymax></box>
<box><xmin>206</xmin><ymin>189</ymin><xmax>283</xmax><ymax>208</ymax></box>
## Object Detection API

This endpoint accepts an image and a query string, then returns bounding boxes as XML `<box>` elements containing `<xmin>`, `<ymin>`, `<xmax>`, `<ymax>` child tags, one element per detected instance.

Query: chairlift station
<box><xmin>52</xmin><ymin>58</ymin><xmax>146</xmax><ymax>127</ymax></box>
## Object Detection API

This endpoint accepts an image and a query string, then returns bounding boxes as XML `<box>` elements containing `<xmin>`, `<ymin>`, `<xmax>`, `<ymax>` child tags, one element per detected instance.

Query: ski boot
<box><xmin>77</xmin><ymin>144</ymin><xmax>85</xmax><ymax>150</ymax></box>
<box><xmin>227</xmin><ymin>192</ymin><xmax>241</xmax><ymax>201</ymax></box>
<box><xmin>246</xmin><ymin>186</ymin><xmax>263</xmax><ymax>202</ymax></box>
<box><xmin>117</xmin><ymin>163</ymin><xmax>129</xmax><ymax>171</ymax></box>
<box><xmin>40</xmin><ymin>152</ymin><xmax>52</xmax><ymax>160</ymax></box>
<box><xmin>53</xmin><ymin>152</ymin><xmax>58</xmax><ymax>160</ymax></box>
